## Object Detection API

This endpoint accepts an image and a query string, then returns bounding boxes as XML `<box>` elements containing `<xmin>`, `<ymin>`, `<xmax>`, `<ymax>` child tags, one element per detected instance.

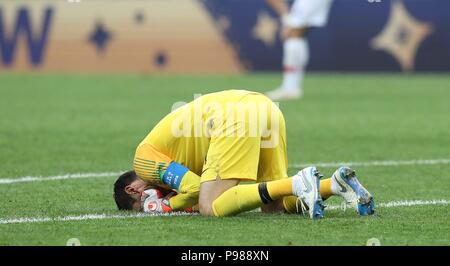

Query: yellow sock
<box><xmin>212</xmin><ymin>178</ymin><xmax>294</xmax><ymax>217</ymax></box>
<box><xmin>266</xmin><ymin>178</ymin><xmax>293</xmax><ymax>198</ymax></box>
<box><xmin>320</xmin><ymin>178</ymin><xmax>333</xmax><ymax>200</ymax></box>
<box><xmin>212</xmin><ymin>183</ymin><xmax>262</xmax><ymax>217</ymax></box>
<box><xmin>211</xmin><ymin>177</ymin><xmax>336</xmax><ymax>217</ymax></box>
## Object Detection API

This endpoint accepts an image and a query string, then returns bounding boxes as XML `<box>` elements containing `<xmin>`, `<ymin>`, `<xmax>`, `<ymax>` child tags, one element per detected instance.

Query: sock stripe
<box><xmin>258</xmin><ymin>182</ymin><xmax>273</xmax><ymax>204</ymax></box>
<box><xmin>283</xmin><ymin>66</ymin><xmax>297</xmax><ymax>73</ymax></box>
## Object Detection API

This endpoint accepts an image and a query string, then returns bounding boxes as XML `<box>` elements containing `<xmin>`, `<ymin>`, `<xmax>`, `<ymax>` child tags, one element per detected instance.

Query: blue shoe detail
<box><xmin>312</xmin><ymin>201</ymin><xmax>325</xmax><ymax>219</ymax></box>
<box><xmin>312</xmin><ymin>166</ymin><xmax>324</xmax><ymax>219</ymax></box>
<box><xmin>339</xmin><ymin>167</ymin><xmax>359</xmax><ymax>192</ymax></box>
<box><xmin>339</xmin><ymin>166</ymin><xmax>375</xmax><ymax>216</ymax></box>
<box><xmin>358</xmin><ymin>199</ymin><xmax>375</xmax><ymax>216</ymax></box>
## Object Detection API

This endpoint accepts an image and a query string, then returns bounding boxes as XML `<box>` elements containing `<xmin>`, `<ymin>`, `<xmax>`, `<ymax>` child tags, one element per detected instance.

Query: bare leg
<box><xmin>198</xmin><ymin>177</ymin><xmax>240</xmax><ymax>216</ymax></box>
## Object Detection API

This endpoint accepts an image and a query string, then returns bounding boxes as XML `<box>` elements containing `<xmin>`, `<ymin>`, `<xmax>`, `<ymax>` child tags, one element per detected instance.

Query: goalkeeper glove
<box><xmin>141</xmin><ymin>189</ymin><xmax>174</xmax><ymax>213</ymax></box>
<box><xmin>141</xmin><ymin>189</ymin><xmax>194</xmax><ymax>213</ymax></box>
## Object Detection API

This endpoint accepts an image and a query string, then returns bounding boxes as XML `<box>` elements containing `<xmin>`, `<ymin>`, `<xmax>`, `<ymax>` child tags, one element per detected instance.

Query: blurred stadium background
<box><xmin>1</xmin><ymin>0</ymin><xmax>449</xmax><ymax>246</ymax></box>
<box><xmin>1</xmin><ymin>0</ymin><xmax>449</xmax><ymax>73</ymax></box>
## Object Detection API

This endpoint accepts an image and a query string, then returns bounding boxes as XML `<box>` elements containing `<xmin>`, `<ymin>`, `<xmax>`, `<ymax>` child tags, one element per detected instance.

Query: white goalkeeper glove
<box><xmin>141</xmin><ymin>189</ymin><xmax>174</xmax><ymax>213</ymax></box>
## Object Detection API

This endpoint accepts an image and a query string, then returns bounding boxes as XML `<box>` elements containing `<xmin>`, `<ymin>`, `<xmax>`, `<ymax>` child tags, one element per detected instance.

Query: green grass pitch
<box><xmin>0</xmin><ymin>73</ymin><xmax>449</xmax><ymax>245</ymax></box>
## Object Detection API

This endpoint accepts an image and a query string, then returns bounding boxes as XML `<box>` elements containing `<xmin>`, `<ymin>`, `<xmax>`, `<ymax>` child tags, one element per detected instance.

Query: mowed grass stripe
<box><xmin>1</xmin><ymin>158</ymin><xmax>450</xmax><ymax>185</ymax></box>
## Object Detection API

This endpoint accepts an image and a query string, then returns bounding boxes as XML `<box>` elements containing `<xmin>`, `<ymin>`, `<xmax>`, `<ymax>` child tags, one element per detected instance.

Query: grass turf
<box><xmin>0</xmin><ymin>73</ymin><xmax>449</xmax><ymax>245</ymax></box>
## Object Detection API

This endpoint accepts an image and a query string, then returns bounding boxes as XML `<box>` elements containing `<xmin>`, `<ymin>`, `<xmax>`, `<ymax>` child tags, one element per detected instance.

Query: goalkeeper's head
<box><xmin>113</xmin><ymin>171</ymin><xmax>147</xmax><ymax>211</ymax></box>
<box><xmin>113</xmin><ymin>170</ymin><xmax>171</xmax><ymax>211</ymax></box>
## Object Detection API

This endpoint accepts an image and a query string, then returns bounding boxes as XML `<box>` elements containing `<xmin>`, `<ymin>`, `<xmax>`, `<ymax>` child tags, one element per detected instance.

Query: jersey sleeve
<box><xmin>134</xmin><ymin>142</ymin><xmax>201</xmax><ymax>211</ymax></box>
<box><xmin>167</xmin><ymin>171</ymin><xmax>200</xmax><ymax>211</ymax></box>
<box><xmin>168</xmin><ymin>192</ymin><xmax>199</xmax><ymax>211</ymax></box>
<box><xmin>133</xmin><ymin>143</ymin><xmax>172</xmax><ymax>182</ymax></box>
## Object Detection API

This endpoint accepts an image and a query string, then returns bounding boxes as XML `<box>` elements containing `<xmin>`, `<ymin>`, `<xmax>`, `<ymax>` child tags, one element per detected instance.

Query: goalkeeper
<box><xmin>113</xmin><ymin>90</ymin><xmax>374</xmax><ymax>218</ymax></box>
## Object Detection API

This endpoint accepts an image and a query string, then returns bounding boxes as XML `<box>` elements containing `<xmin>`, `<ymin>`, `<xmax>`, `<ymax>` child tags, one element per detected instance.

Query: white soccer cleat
<box><xmin>292</xmin><ymin>166</ymin><xmax>325</xmax><ymax>219</ymax></box>
<box><xmin>331</xmin><ymin>166</ymin><xmax>375</xmax><ymax>216</ymax></box>
<box><xmin>265</xmin><ymin>88</ymin><xmax>302</xmax><ymax>101</ymax></box>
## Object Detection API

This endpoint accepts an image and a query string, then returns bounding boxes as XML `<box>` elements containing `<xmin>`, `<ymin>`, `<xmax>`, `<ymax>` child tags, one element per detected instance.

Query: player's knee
<box><xmin>261</xmin><ymin>199</ymin><xmax>285</xmax><ymax>213</ymax></box>
<box><xmin>199</xmin><ymin>201</ymin><xmax>215</xmax><ymax>216</ymax></box>
<box><xmin>261</xmin><ymin>204</ymin><xmax>276</xmax><ymax>213</ymax></box>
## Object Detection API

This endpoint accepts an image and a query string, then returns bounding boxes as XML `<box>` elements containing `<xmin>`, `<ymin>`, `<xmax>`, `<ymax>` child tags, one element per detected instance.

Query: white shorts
<box><xmin>285</xmin><ymin>0</ymin><xmax>333</xmax><ymax>28</ymax></box>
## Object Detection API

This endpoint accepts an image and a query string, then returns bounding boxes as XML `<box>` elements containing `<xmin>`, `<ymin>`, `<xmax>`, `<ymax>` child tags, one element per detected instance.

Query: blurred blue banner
<box><xmin>202</xmin><ymin>0</ymin><xmax>450</xmax><ymax>72</ymax></box>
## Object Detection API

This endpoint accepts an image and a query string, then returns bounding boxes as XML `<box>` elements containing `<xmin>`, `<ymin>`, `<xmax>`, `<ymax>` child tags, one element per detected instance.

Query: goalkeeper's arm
<box><xmin>160</xmin><ymin>161</ymin><xmax>201</xmax><ymax>211</ymax></box>
<box><xmin>134</xmin><ymin>143</ymin><xmax>201</xmax><ymax>212</ymax></box>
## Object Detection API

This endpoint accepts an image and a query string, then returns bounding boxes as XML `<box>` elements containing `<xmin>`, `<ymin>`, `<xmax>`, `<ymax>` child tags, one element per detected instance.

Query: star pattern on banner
<box><xmin>88</xmin><ymin>22</ymin><xmax>112</xmax><ymax>54</ymax></box>
<box><xmin>252</xmin><ymin>11</ymin><xmax>278</xmax><ymax>47</ymax></box>
<box><xmin>135</xmin><ymin>11</ymin><xmax>145</xmax><ymax>24</ymax></box>
<box><xmin>154</xmin><ymin>51</ymin><xmax>168</xmax><ymax>68</ymax></box>
<box><xmin>370</xmin><ymin>0</ymin><xmax>433</xmax><ymax>71</ymax></box>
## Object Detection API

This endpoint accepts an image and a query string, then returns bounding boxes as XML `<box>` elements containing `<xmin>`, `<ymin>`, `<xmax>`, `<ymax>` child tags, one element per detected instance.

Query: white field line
<box><xmin>1</xmin><ymin>158</ymin><xmax>449</xmax><ymax>185</ymax></box>
<box><xmin>0</xmin><ymin>212</ymin><xmax>197</xmax><ymax>225</ymax></box>
<box><xmin>291</xmin><ymin>158</ymin><xmax>450</xmax><ymax>168</ymax></box>
<box><xmin>0</xmin><ymin>172</ymin><xmax>123</xmax><ymax>184</ymax></box>
<box><xmin>0</xmin><ymin>199</ymin><xmax>448</xmax><ymax>225</ymax></box>
<box><xmin>326</xmin><ymin>199</ymin><xmax>449</xmax><ymax>210</ymax></box>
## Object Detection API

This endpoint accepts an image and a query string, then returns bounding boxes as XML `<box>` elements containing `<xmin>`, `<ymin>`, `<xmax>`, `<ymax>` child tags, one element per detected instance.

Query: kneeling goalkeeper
<box><xmin>113</xmin><ymin>90</ymin><xmax>375</xmax><ymax>218</ymax></box>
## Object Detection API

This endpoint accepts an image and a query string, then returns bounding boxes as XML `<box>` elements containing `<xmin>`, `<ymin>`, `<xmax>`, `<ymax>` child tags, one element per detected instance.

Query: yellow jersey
<box><xmin>133</xmin><ymin>89</ymin><xmax>288</xmax><ymax>210</ymax></box>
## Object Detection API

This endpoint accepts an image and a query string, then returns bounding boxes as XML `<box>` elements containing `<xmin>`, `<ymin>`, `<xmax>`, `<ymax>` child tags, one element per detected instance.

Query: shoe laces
<box><xmin>296</xmin><ymin>197</ymin><xmax>308</xmax><ymax>214</ymax></box>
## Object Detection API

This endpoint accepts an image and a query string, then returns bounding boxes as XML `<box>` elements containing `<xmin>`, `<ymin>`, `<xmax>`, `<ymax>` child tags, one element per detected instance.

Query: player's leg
<box><xmin>253</xmin><ymin>100</ymin><xmax>364</xmax><ymax>215</ymax></box>
<box><xmin>198</xmin><ymin>100</ymin><xmax>264</xmax><ymax>216</ymax></box>
<box><xmin>206</xmin><ymin>99</ymin><xmax>324</xmax><ymax>219</ymax></box>
<box><xmin>255</xmin><ymin>102</ymin><xmax>321</xmax><ymax>216</ymax></box>
<box><xmin>261</xmin><ymin>198</ymin><xmax>286</xmax><ymax>213</ymax></box>
<box><xmin>198</xmin><ymin>177</ymin><xmax>240</xmax><ymax>216</ymax></box>
<box><xmin>267</xmin><ymin>0</ymin><xmax>333</xmax><ymax>100</ymax></box>
<box><xmin>211</xmin><ymin>166</ymin><xmax>324</xmax><ymax>219</ymax></box>
<box><xmin>200</xmin><ymin>96</ymin><xmax>282</xmax><ymax>217</ymax></box>
<box><xmin>329</xmin><ymin>166</ymin><xmax>375</xmax><ymax>215</ymax></box>
<box><xmin>320</xmin><ymin>178</ymin><xmax>334</xmax><ymax>200</ymax></box>
<box><xmin>199</xmin><ymin>95</ymin><xmax>281</xmax><ymax>217</ymax></box>
<box><xmin>256</xmin><ymin>106</ymin><xmax>298</xmax><ymax>214</ymax></box>
<box><xmin>266</xmin><ymin>27</ymin><xmax>310</xmax><ymax>101</ymax></box>
<box><xmin>282</xmin><ymin>27</ymin><xmax>309</xmax><ymax>96</ymax></box>
<box><xmin>280</xmin><ymin>178</ymin><xmax>333</xmax><ymax>213</ymax></box>
<box><xmin>260</xmin><ymin>176</ymin><xmax>335</xmax><ymax>213</ymax></box>
<box><xmin>303</xmin><ymin>167</ymin><xmax>375</xmax><ymax>215</ymax></box>
<box><xmin>198</xmin><ymin>130</ymin><xmax>262</xmax><ymax>217</ymax></box>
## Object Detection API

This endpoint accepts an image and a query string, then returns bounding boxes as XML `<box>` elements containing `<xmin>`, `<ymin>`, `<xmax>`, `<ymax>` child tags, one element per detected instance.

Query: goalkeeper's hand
<box><xmin>141</xmin><ymin>189</ymin><xmax>194</xmax><ymax>213</ymax></box>
<box><xmin>143</xmin><ymin>197</ymin><xmax>173</xmax><ymax>213</ymax></box>
<box><xmin>141</xmin><ymin>189</ymin><xmax>174</xmax><ymax>213</ymax></box>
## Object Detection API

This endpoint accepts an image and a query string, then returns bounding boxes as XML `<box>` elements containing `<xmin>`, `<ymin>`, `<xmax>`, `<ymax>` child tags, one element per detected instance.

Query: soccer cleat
<box><xmin>331</xmin><ymin>166</ymin><xmax>375</xmax><ymax>216</ymax></box>
<box><xmin>265</xmin><ymin>88</ymin><xmax>302</xmax><ymax>101</ymax></box>
<box><xmin>292</xmin><ymin>166</ymin><xmax>325</xmax><ymax>219</ymax></box>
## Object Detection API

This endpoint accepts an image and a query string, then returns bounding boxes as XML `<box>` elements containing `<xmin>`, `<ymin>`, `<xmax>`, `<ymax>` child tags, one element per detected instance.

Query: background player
<box><xmin>265</xmin><ymin>0</ymin><xmax>334</xmax><ymax>100</ymax></box>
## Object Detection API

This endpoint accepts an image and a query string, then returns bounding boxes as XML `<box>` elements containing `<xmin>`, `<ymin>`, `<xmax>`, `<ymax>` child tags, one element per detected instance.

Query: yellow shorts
<box><xmin>200</xmin><ymin>93</ymin><xmax>288</xmax><ymax>183</ymax></box>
